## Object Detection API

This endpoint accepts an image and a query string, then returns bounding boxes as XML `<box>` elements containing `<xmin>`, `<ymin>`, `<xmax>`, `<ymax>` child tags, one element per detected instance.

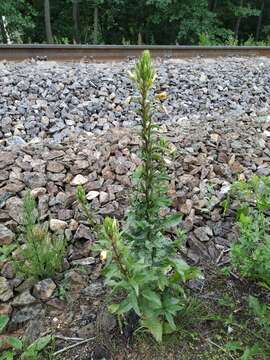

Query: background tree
<box><xmin>0</xmin><ymin>0</ymin><xmax>35</xmax><ymax>43</ymax></box>
<box><xmin>0</xmin><ymin>0</ymin><xmax>269</xmax><ymax>45</ymax></box>
<box><xmin>233</xmin><ymin>0</ymin><xmax>261</xmax><ymax>39</ymax></box>
<box><xmin>256</xmin><ymin>0</ymin><xmax>265</xmax><ymax>40</ymax></box>
<box><xmin>72</xmin><ymin>0</ymin><xmax>81</xmax><ymax>43</ymax></box>
<box><xmin>44</xmin><ymin>0</ymin><xmax>53</xmax><ymax>43</ymax></box>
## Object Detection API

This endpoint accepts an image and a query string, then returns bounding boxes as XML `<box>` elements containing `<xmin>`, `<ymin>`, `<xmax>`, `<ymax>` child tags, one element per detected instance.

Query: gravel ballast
<box><xmin>0</xmin><ymin>57</ymin><xmax>270</xmax><ymax>144</ymax></box>
<box><xmin>1</xmin><ymin>57</ymin><xmax>270</xmax><ymax>350</ymax></box>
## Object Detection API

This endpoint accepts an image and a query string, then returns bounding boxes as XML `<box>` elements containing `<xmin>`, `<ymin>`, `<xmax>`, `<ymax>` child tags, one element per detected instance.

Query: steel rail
<box><xmin>0</xmin><ymin>44</ymin><xmax>270</xmax><ymax>61</ymax></box>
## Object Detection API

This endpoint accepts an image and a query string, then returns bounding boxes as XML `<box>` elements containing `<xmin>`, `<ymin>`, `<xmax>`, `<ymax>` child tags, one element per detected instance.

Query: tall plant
<box><xmin>125</xmin><ymin>50</ymin><xmax>180</xmax><ymax>264</ymax></box>
<box><xmin>78</xmin><ymin>51</ymin><xmax>198</xmax><ymax>342</ymax></box>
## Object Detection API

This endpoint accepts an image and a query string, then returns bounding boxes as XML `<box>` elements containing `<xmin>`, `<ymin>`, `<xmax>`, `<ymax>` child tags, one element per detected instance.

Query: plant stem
<box><xmin>140</xmin><ymin>85</ymin><xmax>156</xmax><ymax>263</ymax></box>
<box><xmin>111</xmin><ymin>234</ymin><xmax>130</xmax><ymax>279</ymax></box>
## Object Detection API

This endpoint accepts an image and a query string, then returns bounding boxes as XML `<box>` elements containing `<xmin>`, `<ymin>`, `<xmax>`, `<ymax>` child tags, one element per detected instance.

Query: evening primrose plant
<box><xmin>77</xmin><ymin>51</ymin><xmax>199</xmax><ymax>342</ymax></box>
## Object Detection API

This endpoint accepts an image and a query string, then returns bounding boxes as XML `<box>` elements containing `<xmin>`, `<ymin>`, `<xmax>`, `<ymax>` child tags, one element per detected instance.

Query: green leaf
<box><xmin>142</xmin><ymin>289</ymin><xmax>162</xmax><ymax>309</ymax></box>
<box><xmin>163</xmin><ymin>321</ymin><xmax>176</xmax><ymax>335</ymax></box>
<box><xmin>0</xmin><ymin>315</ymin><xmax>9</xmax><ymax>333</ymax></box>
<box><xmin>240</xmin><ymin>344</ymin><xmax>262</xmax><ymax>360</ymax></box>
<box><xmin>170</xmin><ymin>258</ymin><xmax>192</xmax><ymax>281</ymax></box>
<box><xmin>117</xmin><ymin>298</ymin><xmax>133</xmax><ymax>315</ymax></box>
<box><xmin>108</xmin><ymin>303</ymin><xmax>119</xmax><ymax>314</ymax></box>
<box><xmin>22</xmin><ymin>335</ymin><xmax>52</xmax><ymax>358</ymax></box>
<box><xmin>157</xmin><ymin>274</ymin><xmax>168</xmax><ymax>291</ymax></box>
<box><xmin>141</xmin><ymin>317</ymin><xmax>163</xmax><ymax>343</ymax></box>
<box><xmin>163</xmin><ymin>296</ymin><xmax>182</xmax><ymax>314</ymax></box>
<box><xmin>1</xmin><ymin>350</ymin><xmax>15</xmax><ymax>360</ymax></box>
<box><xmin>164</xmin><ymin>312</ymin><xmax>176</xmax><ymax>330</ymax></box>
<box><xmin>163</xmin><ymin>213</ymin><xmax>182</xmax><ymax>229</ymax></box>
<box><xmin>6</xmin><ymin>336</ymin><xmax>23</xmax><ymax>350</ymax></box>
<box><xmin>129</xmin><ymin>278</ymin><xmax>140</xmax><ymax>296</ymax></box>
<box><xmin>225</xmin><ymin>341</ymin><xmax>243</xmax><ymax>351</ymax></box>
<box><xmin>128</xmin><ymin>291</ymin><xmax>141</xmax><ymax>316</ymax></box>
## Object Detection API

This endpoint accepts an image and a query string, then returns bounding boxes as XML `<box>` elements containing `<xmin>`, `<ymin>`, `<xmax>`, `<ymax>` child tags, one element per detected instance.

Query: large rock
<box><xmin>0</xmin><ymin>224</ymin><xmax>15</xmax><ymax>245</ymax></box>
<box><xmin>49</xmin><ymin>219</ymin><xmax>68</xmax><ymax>231</ymax></box>
<box><xmin>12</xmin><ymin>290</ymin><xmax>37</xmax><ymax>306</ymax></box>
<box><xmin>5</xmin><ymin>196</ymin><xmax>24</xmax><ymax>224</ymax></box>
<box><xmin>23</xmin><ymin>172</ymin><xmax>47</xmax><ymax>189</ymax></box>
<box><xmin>194</xmin><ymin>226</ymin><xmax>213</xmax><ymax>242</ymax></box>
<box><xmin>11</xmin><ymin>304</ymin><xmax>43</xmax><ymax>326</ymax></box>
<box><xmin>0</xmin><ymin>277</ymin><xmax>13</xmax><ymax>302</ymax></box>
<box><xmin>33</xmin><ymin>279</ymin><xmax>56</xmax><ymax>300</ymax></box>
<box><xmin>0</xmin><ymin>303</ymin><xmax>12</xmax><ymax>316</ymax></box>
<box><xmin>47</xmin><ymin>161</ymin><xmax>65</xmax><ymax>173</ymax></box>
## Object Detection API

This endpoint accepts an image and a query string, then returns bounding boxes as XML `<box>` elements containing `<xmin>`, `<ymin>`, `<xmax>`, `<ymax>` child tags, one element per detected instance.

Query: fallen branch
<box><xmin>53</xmin><ymin>337</ymin><xmax>96</xmax><ymax>356</ymax></box>
<box><xmin>55</xmin><ymin>335</ymin><xmax>85</xmax><ymax>342</ymax></box>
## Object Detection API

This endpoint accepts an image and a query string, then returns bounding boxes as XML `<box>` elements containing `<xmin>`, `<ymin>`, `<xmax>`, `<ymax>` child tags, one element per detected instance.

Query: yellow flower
<box><xmin>100</xmin><ymin>250</ymin><xmax>107</xmax><ymax>261</ymax></box>
<box><xmin>155</xmin><ymin>91</ymin><xmax>167</xmax><ymax>101</ymax></box>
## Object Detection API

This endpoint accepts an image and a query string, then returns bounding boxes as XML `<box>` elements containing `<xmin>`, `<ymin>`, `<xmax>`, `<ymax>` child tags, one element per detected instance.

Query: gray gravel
<box><xmin>0</xmin><ymin>57</ymin><xmax>270</xmax><ymax>144</ymax></box>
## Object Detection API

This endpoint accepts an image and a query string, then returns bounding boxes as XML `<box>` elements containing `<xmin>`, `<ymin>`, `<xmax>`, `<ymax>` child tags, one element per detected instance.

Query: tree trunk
<box><xmin>256</xmin><ymin>0</ymin><xmax>265</xmax><ymax>41</ymax></box>
<box><xmin>72</xmin><ymin>0</ymin><xmax>80</xmax><ymax>43</ymax></box>
<box><xmin>93</xmin><ymin>6</ymin><xmax>99</xmax><ymax>44</ymax></box>
<box><xmin>137</xmin><ymin>32</ymin><xmax>143</xmax><ymax>45</ymax></box>
<box><xmin>209</xmin><ymin>0</ymin><xmax>218</xmax><ymax>12</ymax></box>
<box><xmin>234</xmin><ymin>0</ymin><xmax>244</xmax><ymax>39</ymax></box>
<box><xmin>44</xmin><ymin>0</ymin><xmax>53</xmax><ymax>43</ymax></box>
<box><xmin>234</xmin><ymin>17</ymin><xmax>241</xmax><ymax>39</ymax></box>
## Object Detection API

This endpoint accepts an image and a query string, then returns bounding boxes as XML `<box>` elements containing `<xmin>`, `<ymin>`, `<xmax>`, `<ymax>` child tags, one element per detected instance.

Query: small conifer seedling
<box><xmin>16</xmin><ymin>191</ymin><xmax>66</xmax><ymax>280</ymax></box>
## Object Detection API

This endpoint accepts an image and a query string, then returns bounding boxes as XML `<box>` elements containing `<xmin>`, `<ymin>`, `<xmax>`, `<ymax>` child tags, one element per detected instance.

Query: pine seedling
<box><xmin>16</xmin><ymin>191</ymin><xmax>66</xmax><ymax>280</ymax></box>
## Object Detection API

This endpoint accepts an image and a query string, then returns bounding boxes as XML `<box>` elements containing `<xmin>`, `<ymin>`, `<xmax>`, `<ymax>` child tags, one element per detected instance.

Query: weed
<box><xmin>232</xmin><ymin>176</ymin><xmax>270</xmax><ymax>214</ymax></box>
<box><xmin>57</xmin><ymin>285</ymin><xmax>67</xmax><ymax>301</ymax></box>
<box><xmin>0</xmin><ymin>315</ymin><xmax>53</xmax><ymax>360</ymax></box>
<box><xmin>0</xmin><ymin>314</ymin><xmax>9</xmax><ymax>332</ymax></box>
<box><xmin>16</xmin><ymin>191</ymin><xmax>66</xmax><ymax>280</ymax></box>
<box><xmin>224</xmin><ymin>296</ymin><xmax>270</xmax><ymax>359</ymax></box>
<box><xmin>0</xmin><ymin>243</ymin><xmax>17</xmax><ymax>262</ymax></box>
<box><xmin>230</xmin><ymin>176</ymin><xmax>270</xmax><ymax>289</ymax></box>
<box><xmin>76</xmin><ymin>185</ymin><xmax>96</xmax><ymax>228</ymax></box>
<box><xmin>220</xmin><ymin>197</ymin><xmax>230</xmax><ymax>216</ymax></box>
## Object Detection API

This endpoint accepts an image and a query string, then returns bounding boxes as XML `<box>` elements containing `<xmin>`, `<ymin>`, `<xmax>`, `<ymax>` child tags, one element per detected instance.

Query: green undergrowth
<box><xmin>110</xmin><ymin>174</ymin><xmax>270</xmax><ymax>358</ymax></box>
<box><xmin>119</xmin><ymin>270</ymin><xmax>270</xmax><ymax>360</ymax></box>
<box><xmin>0</xmin><ymin>320</ymin><xmax>54</xmax><ymax>360</ymax></box>
<box><xmin>230</xmin><ymin>176</ymin><xmax>270</xmax><ymax>290</ymax></box>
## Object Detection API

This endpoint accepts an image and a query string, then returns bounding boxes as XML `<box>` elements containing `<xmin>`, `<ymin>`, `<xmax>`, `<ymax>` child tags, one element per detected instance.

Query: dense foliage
<box><xmin>230</xmin><ymin>176</ymin><xmax>270</xmax><ymax>289</ymax></box>
<box><xmin>0</xmin><ymin>0</ymin><xmax>269</xmax><ymax>45</ymax></box>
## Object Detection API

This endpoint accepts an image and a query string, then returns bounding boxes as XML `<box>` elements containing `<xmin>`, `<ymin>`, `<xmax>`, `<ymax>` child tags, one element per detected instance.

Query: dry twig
<box><xmin>53</xmin><ymin>337</ymin><xmax>96</xmax><ymax>356</ymax></box>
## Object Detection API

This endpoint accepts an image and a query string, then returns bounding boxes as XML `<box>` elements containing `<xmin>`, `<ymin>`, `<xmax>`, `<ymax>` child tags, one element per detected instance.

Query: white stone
<box><xmin>70</xmin><ymin>174</ymin><xmax>88</xmax><ymax>186</ymax></box>
<box><xmin>86</xmin><ymin>191</ymin><xmax>99</xmax><ymax>201</ymax></box>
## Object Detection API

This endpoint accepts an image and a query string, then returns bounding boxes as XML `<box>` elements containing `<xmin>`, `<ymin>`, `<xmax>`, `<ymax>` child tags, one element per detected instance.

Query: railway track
<box><xmin>0</xmin><ymin>44</ymin><xmax>270</xmax><ymax>61</ymax></box>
